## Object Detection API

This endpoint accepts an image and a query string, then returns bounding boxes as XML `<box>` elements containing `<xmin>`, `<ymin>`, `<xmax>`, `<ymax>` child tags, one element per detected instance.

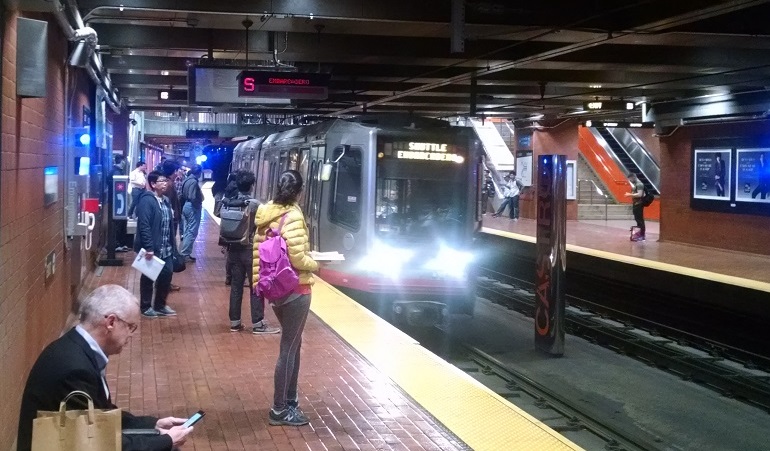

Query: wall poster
<box><xmin>693</xmin><ymin>149</ymin><xmax>731</xmax><ymax>201</ymax></box>
<box><xmin>735</xmin><ymin>148</ymin><xmax>770</xmax><ymax>203</ymax></box>
<box><xmin>516</xmin><ymin>150</ymin><xmax>533</xmax><ymax>187</ymax></box>
<box><xmin>566</xmin><ymin>160</ymin><xmax>577</xmax><ymax>200</ymax></box>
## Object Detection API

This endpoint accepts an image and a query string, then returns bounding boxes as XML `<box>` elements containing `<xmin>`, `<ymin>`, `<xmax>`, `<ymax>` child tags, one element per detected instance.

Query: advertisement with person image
<box><xmin>693</xmin><ymin>149</ymin><xmax>731</xmax><ymax>200</ymax></box>
<box><xmin>736</xmin><ymin>148</ymin><xmax>770</xmax><ymax>203</ymax></box>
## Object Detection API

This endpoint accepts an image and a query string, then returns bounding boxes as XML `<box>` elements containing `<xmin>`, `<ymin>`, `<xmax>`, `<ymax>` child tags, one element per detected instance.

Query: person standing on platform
<box><xmin>625</xmin><ymin>172</ymin><xmax>646</xmax><ymax>241</ymax></box>
<box><xmin>481</xmin><ymin>170</ymin><xmax>495</xmax><ymax>215</ymax></box>
<box><xmin>161</xmin><ymin>160</ymin><xmax>182</xmax><ymax>292</ymax></box>
<box><xmin>253</xmin><ymin>170</ymin><xmax>319</xmax><ymax>427</ymax></box>
<box><xmin>714</xmin><ymin>153</ymin><xmax>726</xmax><ymax>197</ymax></box>
<box><xmin>225</xmin><ymin>171</ymin><xmax>280</xmax><ymax>334</ymax></box>
<box><xmin>174</xmin><ymin>167</ymin><xmax>186</xmax><ymax>238</ymax></box>
<box><xmin>179</xmin><ymin>165</ymin><xmax>204</xmax><ymax>262</ymax></box>
<box><xmin>16</xmin><ymin>285</ymin><xmax>193</xmax><ymax>451</ymax></box>
<box><xmin>492</xmin><ymin>171</ymin><xmax>522</xmax><ymax>220</ymax></box>
<box><xmin>219</xmin><ymin>172</ymin><xmax>239</xmax><ymax>285</ymax></box>
<box><xmin>127</xmin><ymin>161</ymin><xmax>147</xmax><ymax>218</ymax></box>
<box><xmin>134</xmin><ymin>171</ymin><xmax>178</xmax><ymax>317</ymax></box>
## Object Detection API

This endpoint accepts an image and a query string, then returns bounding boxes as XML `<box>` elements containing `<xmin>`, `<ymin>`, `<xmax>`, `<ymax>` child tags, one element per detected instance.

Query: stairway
<box><xmin>577</xmin><ymin>154</ymin><xmax>634</xmax><ymax>220</ymax></box>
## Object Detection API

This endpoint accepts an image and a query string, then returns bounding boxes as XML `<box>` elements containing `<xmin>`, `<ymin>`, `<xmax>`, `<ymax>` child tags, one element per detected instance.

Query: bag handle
<box><xmin>58</xmin><ymin>390</ymin><xmax>96</xmax><ymax>429</ymax></box>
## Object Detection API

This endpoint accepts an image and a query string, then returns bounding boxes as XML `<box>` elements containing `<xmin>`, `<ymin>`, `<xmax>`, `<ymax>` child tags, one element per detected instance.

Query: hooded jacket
<box><xmin>133</xmin><ymin>189</ymin><xmax>175</xmax><ymax>258</ymax></box>
<box><xmin>252</xmin><ymin>202</ymin><xmax>319</xmax><ymax>286</ymax></box>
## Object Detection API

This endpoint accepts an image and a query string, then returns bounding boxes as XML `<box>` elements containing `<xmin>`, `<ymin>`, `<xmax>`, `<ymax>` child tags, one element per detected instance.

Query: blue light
<box><xmin>77</xmin><ymin>133</ymin><xmax>91</xmax><ymax>146</ymax></box>
<box><xmin>196</xmin><ymin>155</ymin><xmax>208</xmax><ymax>164</ymax></box>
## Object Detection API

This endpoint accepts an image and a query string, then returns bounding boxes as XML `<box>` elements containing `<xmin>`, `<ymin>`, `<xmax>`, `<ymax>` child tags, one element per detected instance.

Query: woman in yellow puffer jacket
<box><xmin>252</xmin><ymin>169</ymin><xmax>319</xmax><ymax>427</ymax></box>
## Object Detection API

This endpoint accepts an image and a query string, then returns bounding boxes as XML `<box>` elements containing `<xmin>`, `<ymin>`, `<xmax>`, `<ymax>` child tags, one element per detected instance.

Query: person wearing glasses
<box><xmin>17</xmin><ymin>285</ymin><xmax>194</xmax><ymax>451</ymax></box>
<box><xmin>134</xmin><ymin>171</ymin><xmax>179</xmax><ymax>318</ymax></box>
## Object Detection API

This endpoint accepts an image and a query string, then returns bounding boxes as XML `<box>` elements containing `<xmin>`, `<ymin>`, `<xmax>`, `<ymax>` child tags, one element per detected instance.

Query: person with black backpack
<box><xmin>625</xmin><ymin>172</ymin><xmax>648</xmax><ymax>242</ymax></box>
<box><xmin>220</xmin><ymin>170</ymin><xmax>280</xmax><ymax>335</ymax></box>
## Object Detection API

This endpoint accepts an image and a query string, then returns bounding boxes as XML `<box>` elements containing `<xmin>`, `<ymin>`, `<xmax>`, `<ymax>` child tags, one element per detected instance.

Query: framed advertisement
<box><xmin>735</xmin><ymin>148</ymin><xmax>770</xmax><ymax>204</ymax></box>
<box><xmin>693</xmin><ymin>149</ymin><xmax>731</xmax><ymax>201</ymax></box>
<box><xmin>516</xmin><ymin>150</ymin><xmax>533</xmax><ymax>187</ymax></box>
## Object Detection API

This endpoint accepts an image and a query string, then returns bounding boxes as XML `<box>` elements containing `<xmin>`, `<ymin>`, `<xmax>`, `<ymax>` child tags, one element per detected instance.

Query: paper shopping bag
<box><xmin>31</xmin><ymin>390</ymin><xmax>122</xmax><ymax>451</ymax></box>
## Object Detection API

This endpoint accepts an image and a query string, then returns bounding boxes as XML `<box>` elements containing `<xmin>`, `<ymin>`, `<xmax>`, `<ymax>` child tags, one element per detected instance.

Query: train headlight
<box><xmin>424</xmin><ymin>245</ymin><xmax>474</xmax><ymax>279</ymax></box>
<box><xmin>357</xmin><ymin>241</ymin><xmax>414</xmax><ymax>278</ymax></box>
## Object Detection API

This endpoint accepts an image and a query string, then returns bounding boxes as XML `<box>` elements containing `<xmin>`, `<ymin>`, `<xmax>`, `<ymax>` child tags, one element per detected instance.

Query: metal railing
<box><xmin>578</xmin><ymin>179</ymin><xmax>609</xmax><ymax>222</ymax></box>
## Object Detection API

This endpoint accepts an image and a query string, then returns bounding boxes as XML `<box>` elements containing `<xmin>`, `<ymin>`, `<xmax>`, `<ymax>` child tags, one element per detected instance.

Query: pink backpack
<box><xmin>256</xmin><ymin>214</ymin><xmax>299</xmax><ymax>301</ymax></box>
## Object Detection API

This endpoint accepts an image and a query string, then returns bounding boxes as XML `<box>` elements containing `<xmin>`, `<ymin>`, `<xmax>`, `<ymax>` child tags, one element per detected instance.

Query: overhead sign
<box><xmin>238</xmin><ymin>71</ymin><xmax>330</xmax><ymax>100</ymax></box>
<box><xmin>583</xmin><ymin>101</ymin><xmax>635</xmax><ymax>111</ymax></box>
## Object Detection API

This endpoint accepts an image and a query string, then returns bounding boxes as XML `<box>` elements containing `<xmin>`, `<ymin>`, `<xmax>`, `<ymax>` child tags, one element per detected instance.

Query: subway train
<box><xmin>232</xmin><ymin>116</ymin><xmax>483</xmax><ymax>324</ymax></box>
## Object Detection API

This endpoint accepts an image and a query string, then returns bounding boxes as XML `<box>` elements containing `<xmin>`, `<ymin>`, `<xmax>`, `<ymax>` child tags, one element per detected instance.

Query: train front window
<box><xmin>375</xmin><ymin>178</ymin><xmax>465</xmax><ymax>241</ymax></box>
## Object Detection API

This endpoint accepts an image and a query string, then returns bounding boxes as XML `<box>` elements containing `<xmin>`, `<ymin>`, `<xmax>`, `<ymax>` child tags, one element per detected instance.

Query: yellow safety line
<box><xmin>481</xmin><ymin>227</ymin><xmax>770</xmax><ymax>293</ymax></box>
<box><xmin>311</xmin><ymin>280</ymin><xmax>584</xmax><ymax>451</ymax></box>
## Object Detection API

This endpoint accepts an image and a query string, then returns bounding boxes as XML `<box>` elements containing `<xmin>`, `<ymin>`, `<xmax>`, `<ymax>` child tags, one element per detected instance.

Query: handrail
<box><xmin>578</xmin><ymin>179</ymin><xmax>609</xmax><ymax>222</ymax></box>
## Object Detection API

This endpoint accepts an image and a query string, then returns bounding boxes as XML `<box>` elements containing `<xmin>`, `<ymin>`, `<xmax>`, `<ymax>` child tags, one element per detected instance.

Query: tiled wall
<box><xmin>659</xmin><ymin>122</ymin><xmax>770</xmax><ymax>255</ymax></box>
<box><xmin>524</xmin><ymin>120</ymin><xmax>580</xmax><ymax>220</ymax></box>
<box><xmin>0</xmin><ymin>11</ymin><xmax>87</xmax><ymax>449</ymax></box>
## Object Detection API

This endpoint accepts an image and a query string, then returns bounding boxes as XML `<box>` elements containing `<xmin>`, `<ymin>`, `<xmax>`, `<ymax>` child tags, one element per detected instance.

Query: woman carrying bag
<box><xmin>252</xmin><ymin>170</ymin><xmax>320</xmax><ymax>426</ymax></box>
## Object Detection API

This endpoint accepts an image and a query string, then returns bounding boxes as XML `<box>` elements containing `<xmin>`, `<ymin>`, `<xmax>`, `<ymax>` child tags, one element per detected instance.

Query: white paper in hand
<box><xmin>310</xmin><ymin>251</ymin><xmax>345</xmax><ymax>261</ymax></box>
<box><xmin>131</xmin><ymin>249</ymin><xmax>165</xmax><ymax>281</ymax></box>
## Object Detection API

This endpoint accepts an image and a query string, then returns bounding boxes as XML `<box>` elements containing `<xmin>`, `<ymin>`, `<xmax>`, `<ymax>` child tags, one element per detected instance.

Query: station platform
<box><xmin>481</xmin><ymin>216</ymin><xmax>770</xmax><ymax>291</ymax></box>
<box><xmin>81</xmin><ymin>211</ymin><xmax>583</xmax><ymax>450</ymax></box>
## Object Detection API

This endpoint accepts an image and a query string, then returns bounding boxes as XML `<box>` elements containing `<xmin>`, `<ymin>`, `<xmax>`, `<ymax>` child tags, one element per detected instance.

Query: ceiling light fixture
<box><xmin>589</xmin><ymin>84</ymin><xmax>602</xmax><ymax>89</ymax></box>
<box><xmin>161</xmin><ymin>70</ymin><xmax>169</xmax><ymax>76</ymax></box>
<box><xmin>119</xmin><ymin>5</ymin><xmax>124</xmax><ymax>12</ymax></box>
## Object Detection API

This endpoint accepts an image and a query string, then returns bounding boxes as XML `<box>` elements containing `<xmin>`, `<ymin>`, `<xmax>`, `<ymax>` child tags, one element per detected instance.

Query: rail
<box><xmin>578</xmin><ymin>178</ymin><xmax>608</xmax><ymax>222</ymax></box>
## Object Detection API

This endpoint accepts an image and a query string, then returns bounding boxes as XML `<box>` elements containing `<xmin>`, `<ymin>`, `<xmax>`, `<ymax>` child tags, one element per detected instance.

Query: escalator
<box><xmin>595</xmin><ymin>127</ymin><xmax>660</xmax><ymax>195</ymax></box>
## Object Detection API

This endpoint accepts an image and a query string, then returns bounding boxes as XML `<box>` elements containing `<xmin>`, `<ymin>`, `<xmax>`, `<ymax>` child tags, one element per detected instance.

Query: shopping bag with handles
<box><xmin>31</xmin><ymin>390</ymin><xmax>121</xmax><ymax>451</ymax></box>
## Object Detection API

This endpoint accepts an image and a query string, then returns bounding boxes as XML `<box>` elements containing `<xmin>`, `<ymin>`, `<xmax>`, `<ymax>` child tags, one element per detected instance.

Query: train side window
<box><xmin>328</xmin><ymin>146</ymin><xmax>362</xmax><ymax>231</ymax></box>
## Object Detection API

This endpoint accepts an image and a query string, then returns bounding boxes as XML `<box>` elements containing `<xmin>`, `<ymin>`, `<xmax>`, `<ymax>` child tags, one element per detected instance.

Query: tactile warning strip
<box><xmin>311</xmin><ymin>280</ymin><xmax>584</xmax><ymax>451</ymax></box>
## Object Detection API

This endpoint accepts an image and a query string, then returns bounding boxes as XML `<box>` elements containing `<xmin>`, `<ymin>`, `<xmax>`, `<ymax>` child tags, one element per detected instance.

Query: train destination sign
<box><xmin>238</xmin><ymin>71</ymin><xmax>330</xmax><ymax>100</ymax></box>
<box><xmin>393</xmin><ymin>141</ymin><xmax>463</xmax><ymax>163</ymax></box>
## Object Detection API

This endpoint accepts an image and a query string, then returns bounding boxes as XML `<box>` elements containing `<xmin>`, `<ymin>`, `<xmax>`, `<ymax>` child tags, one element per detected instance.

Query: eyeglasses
<box><xmin>156</xmin><ymin>178</ymin><xmax>170</xmax><ymax>183</ymax></box>
<box><xmin>106</xmin><ymin>314</ymin><xmax>138</xmax><ymax>333</ymax></box>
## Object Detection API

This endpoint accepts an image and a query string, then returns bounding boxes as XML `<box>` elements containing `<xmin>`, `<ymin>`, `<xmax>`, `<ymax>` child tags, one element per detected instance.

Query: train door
<box><xmin>306</xmin><ymin>144</ymin><xmax>325</xmax><ymax>250</ymax></box>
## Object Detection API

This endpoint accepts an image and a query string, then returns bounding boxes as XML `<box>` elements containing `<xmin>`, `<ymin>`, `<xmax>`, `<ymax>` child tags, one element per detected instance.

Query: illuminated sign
<box><xmin>238</xmin><ymin>71</ymin><xmax>330</xmax><ymax>100</ymax></box>
<box><xmin>157</xmin><ymin>90</ymin><xmax>186</xmax><ymax>101</ymax></box>
<box><xmin>393</xmin><ymin>142</ymin><xmax>463</xmax><ymax>163</ymax></box>
<box><xmin>583</xmin><ymin>101</ymin><xmax>635</xmax><ymax>111</ymax></box>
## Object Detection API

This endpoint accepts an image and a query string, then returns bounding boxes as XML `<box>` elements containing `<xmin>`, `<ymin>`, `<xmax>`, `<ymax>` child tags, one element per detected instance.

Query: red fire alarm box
<box><xmin>81</xmin><ymin>198</ymin><xmax>100</xmax><ymax>213</ymax></box>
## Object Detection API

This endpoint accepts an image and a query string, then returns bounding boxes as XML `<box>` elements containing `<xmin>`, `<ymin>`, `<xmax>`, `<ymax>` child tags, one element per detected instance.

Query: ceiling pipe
<box><xmin>52</xmin><ymin>0</ymin><xmax>121</xmax><ymax>113</ymax></box>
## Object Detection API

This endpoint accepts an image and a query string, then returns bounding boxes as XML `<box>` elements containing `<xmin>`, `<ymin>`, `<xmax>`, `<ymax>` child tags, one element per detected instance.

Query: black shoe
<box><xmin>269</xmin><ymin>406</ymin><xmax>309</xmax><ymax>426</ymax></box>
<box><xmin>230</xmin><ymin>323</ymin><xmax>244</xmax><ymax>332</ymax></box>
<box><xmin>185</xmin><ymin>255</ymin><xmax>196</xmax><ymax>262</ymax></box>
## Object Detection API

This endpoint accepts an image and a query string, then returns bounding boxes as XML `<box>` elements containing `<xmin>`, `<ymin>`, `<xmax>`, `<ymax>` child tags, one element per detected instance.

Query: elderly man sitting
<box><xmin>16</xmin><ymin>285</ymin><xmax>194</xmax><ymax>451</ymax></box>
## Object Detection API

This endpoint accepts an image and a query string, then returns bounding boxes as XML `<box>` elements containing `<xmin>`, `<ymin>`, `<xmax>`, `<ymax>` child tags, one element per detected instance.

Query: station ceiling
<box><xmin>77</xmin><ymin>0</ymin><xmax>770</xmax><ymax>122</ymax></box>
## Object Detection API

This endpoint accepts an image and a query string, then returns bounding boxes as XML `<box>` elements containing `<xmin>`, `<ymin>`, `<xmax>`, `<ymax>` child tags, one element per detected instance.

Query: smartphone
<box><xmin>182</xmin><ymin>410</ymin><xmax>205</xmax><ymax>428</ymax></box>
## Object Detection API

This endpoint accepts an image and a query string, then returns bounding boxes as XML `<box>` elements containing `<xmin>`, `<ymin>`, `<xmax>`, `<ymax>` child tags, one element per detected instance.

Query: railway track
<box><xmin>476</xmin><ymin>268</ymin><xmax>770</xmax><ymax>414</ymax></box>
<box><xmin>451</xmin><ymin>346</ymin><xmax>661</xmax><ymax>451</ymax></box>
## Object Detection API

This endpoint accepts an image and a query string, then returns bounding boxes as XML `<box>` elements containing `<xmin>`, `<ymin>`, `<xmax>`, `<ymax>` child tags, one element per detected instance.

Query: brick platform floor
<box><xmin>84</xmin><ymin>215</ymin><xmax>466</xmax><ymax>451</ymax></box>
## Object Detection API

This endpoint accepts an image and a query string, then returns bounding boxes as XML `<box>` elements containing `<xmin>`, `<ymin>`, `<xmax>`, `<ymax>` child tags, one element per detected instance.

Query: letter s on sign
<box><xmin>244</xmin><ymin>77</ymin><xmax>255</xmax><ymax>92</ymax></box>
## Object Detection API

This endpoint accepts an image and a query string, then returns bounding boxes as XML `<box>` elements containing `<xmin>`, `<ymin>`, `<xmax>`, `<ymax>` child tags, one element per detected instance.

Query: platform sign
<box><xmin>534</xmin><ymin>154</ymin><xmax>567</xmax><ymax>356</ymax></box>
<box><xmin>113</xmin><ymin>175</ymin><xmax>128</xmax><ymax>220</ymax></box>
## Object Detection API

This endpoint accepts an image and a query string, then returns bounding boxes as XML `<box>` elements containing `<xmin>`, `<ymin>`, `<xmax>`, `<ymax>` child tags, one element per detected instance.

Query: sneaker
<box><xmin>155</xmin><ymin>306</ymin><xmax>177</xmax><ymax>316</ymax></box>
<box><xmin>252</xmin><ymin>321</ymin><xmax>280</xmax><ymax>335</ymax></box>
<box><xmin>269</xmin><ymin>406</ymin><xmax>309</xmax><ymax>426</ymax></box>
<box><xmin>230</xmin><ymin>323</ymin><xmax>244</xmax><ymax>332</ymax></box>
<box><xmin>142</xmin><ymin>308</ymin><xmax>159</xmax><ymax>318</ymax></box>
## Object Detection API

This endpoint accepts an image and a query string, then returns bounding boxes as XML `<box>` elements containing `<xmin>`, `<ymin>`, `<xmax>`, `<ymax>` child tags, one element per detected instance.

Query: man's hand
<box><xmin>145</xmin><ymin>251</ymin><xmax>155</xmax><ymax>261</ymax></box>
<box><xmin>160</xmin><ymin>425</ymin><xmax>193</xmax><ymax>447</ymax></box>
<box><xmin>155</xmin><ymin>417</ymin><xmax>186</xmax><ymax>429</ymax></box>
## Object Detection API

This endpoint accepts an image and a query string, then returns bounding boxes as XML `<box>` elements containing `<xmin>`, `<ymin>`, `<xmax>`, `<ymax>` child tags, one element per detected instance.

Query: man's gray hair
<box><xmin>78</xmin><ymin>285</ymin><xmax>139</xmax><ymax>325</ymax></box>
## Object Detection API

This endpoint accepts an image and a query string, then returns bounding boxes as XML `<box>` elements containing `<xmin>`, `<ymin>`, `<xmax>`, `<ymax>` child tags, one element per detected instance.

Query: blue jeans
<box><xmin>180</xmin><ymin>202</ymin><xmax>202</xmax><ymax>257</ymax></box>
<box><xmin>228</xmin><ymin>247</ymin><xmax>265</xmax><ymax>325</ymax></box>
<box><xmin>495</xmin><ymin>195</ymin><xmax>520</xmax><ymax>218</ymax></box>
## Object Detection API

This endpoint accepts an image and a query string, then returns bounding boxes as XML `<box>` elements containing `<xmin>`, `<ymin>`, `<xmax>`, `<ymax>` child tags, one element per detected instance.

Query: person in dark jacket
<box><xmin>224</xmin><ymin>170</ymin><xmax>279</xmax><ymax>334</ymax></box>
<box><xmin>134</xmin><ymin>171</ymin><xmax>178</xmax><ymax>317</ymax></box>
<box><xmin>179</xmin><ymin>165</ymin><xmax>204</xmax><ymax>261</ymax></box>
<box><xmin>160</xmin><ymin>160</ymin><xmax>183</xmax><ymax>292</ymax></box>
<box><xmin>17</xmin><ymin>285</ymin><xmax>193</xmax><ymax>451</ymax></box>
